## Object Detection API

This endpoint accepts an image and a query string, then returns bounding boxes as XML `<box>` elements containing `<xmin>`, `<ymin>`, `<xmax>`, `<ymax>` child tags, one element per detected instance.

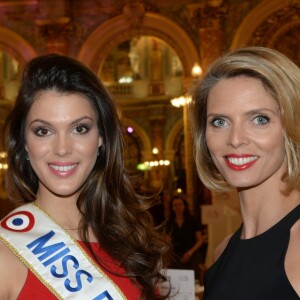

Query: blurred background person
<box><xmin>166</xmin><ymin>194</ymin><xmax>206</xmax><ymax>282</ymax></box>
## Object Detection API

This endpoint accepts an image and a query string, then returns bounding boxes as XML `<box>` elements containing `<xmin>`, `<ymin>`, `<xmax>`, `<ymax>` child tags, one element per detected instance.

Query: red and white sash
<box><xmin>0</xmin><ymin>203</ymin><xmax>127</xmax><ymax>300</ymax></box>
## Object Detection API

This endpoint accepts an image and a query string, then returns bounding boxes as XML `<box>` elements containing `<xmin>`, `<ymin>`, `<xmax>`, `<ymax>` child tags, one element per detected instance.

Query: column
<box><xmin>198</xmin><ymin>2</ymin><xmax>226</xmax><ymax>71</ymax></box>
<box><xmin>149</xmin><ymin>113</ymin><xmax>165</xmax><ymax>191</ymax></box>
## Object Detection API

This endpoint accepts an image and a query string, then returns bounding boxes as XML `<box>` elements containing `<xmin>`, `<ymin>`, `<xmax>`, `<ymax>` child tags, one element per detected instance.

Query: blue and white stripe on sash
<box><xmin>0</xmin><ymin>203</ymin><xmax>127</xmax><ymax>300</ymax></box>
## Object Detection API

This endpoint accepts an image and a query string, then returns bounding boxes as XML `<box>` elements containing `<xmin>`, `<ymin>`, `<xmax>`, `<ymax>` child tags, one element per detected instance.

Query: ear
<box><xmin>25</xmin><ymin>145</ymin><xmax>28</xmax><ymax>151</ymax></box>
<box><xmin>98</xmin><ymin>136</ymin><xmax>103</xmax><ymax>147</ymax></box>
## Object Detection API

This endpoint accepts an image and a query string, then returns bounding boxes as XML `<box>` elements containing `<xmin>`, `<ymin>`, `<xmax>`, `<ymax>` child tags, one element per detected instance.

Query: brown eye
<box><xmin>34</xmin><ymin>127</ymin><xmax>51</xmax><ymax>137</ymax></box>
<box><xmin>73</xmin><ymin>124</ymin><xmax>90</xmax><ymax>134</ymax></box>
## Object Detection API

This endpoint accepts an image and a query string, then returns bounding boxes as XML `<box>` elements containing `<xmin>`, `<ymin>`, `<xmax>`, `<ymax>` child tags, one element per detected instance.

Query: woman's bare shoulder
<box><xmin>0</xmin><ymin>240</ymin><xmax>27</xmax><ymax>299</ymax></box>
<box><xmin>212</xmin><ymin>233</ymin><xmax>233</xmax><ymax>263</ymax></box>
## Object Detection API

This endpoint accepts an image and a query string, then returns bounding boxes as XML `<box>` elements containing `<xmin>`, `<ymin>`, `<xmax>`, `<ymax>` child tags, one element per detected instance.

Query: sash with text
<box><xmin>0</xmin><ymin>203</ymin><xmax>126</xmax><ymax>300</ymax></box>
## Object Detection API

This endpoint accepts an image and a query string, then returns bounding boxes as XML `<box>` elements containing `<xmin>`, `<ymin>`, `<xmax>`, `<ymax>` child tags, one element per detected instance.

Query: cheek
<box><xmin>26</xmin><ymin>143</ymin><xmax>49</xmax><ymax>158</ymax></box>
<box><xmin>205</xmin><ymin>133</ymin><xmax>222</xmax><ymax>168</ymax></box>
<box><xmin>257</xmin><ymin>131</ymin><xmax>285</xmax><ymax>154</ymax></box>
<box><xmin>205</xmin><ymin>132</ymin><xmax>219</xmax><ymax>155</ymax></box>
<box><xmin>76</xmin><ymin>141</ymin><xmax>98</xmax><ymax>157</ymax></box>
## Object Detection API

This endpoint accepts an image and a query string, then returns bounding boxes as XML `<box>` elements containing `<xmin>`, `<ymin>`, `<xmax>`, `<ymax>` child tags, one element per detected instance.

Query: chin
<box><xmin>51</xmin><ymin>188</ymin><xmax>80</xmax><ymax>198</ymax></box>
<box><xmin>226</xmin><ymin>179</ymin><xmax>255</xmax><ymax>189</ymax></box>
<box><xmin>234</xmin><ymin>182</ymin><xmax>262</xmax><ymax>191</ymax></box>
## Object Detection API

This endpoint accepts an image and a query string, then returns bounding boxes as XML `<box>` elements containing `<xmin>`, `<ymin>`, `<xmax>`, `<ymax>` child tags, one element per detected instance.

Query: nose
<box><xmin>54</xmin><ymin>134</ymin><xmax>72</xmax><ymax>156</ymax></box>
<box><xmin>226</xmin><ymin>124</ymin><xmax>249</xmax><ymax>148</ymax></box>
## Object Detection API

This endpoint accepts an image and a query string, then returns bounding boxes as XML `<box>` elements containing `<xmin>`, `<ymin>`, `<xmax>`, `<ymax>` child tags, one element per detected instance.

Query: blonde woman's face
<box><xmin>205</xmin><ymin>76</ymin><xmax>286</xmax><ymax>189</ymax></box>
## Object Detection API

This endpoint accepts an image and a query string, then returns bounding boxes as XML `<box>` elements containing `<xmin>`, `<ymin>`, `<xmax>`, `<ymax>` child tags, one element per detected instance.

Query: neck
<box><xmin>238</xmin><ymin>184</ymin><xmax>300</xmax><ymax>239</ymax></box>
<box><xmin>34</xmin><ymin>196</ymin><xmax>82</xmax><ymax>231</ymax></box>
<box><xmin>175</xmin><ymin>214</ymin><xmax>184</xmax><ymax>220</ymax></box>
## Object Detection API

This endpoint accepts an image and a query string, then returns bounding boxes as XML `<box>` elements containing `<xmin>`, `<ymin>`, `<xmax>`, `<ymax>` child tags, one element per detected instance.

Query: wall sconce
<box><xmin>191</xmin><ymin>62</ymin><xmax>202</xmax><ymax>78</ymax></box>
<box><xmin>170</xmin><ymin>62</ymin><xmax>202</xmax><ymax>107</ymax></box>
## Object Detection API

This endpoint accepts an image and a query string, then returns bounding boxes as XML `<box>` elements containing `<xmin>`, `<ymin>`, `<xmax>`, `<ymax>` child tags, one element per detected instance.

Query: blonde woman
<box><xmin>190</xmin><ymin>47</ymin><xmax>300</xmax><ymax>299</ymax></box>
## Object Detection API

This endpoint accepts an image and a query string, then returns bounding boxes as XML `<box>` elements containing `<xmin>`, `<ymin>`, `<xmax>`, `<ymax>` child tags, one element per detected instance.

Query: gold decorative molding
<box><xmin>249</xmin><ymin>3</ymin><xmax>300</xmax><ymax>46</ymax></box>
<box><xmin>0</xmin><ymin>26</ymin><xmax>36</xmax><ymax>64</ymax></box>
<box><xmin>231</xmin><ymin>0</ymin><xmax>300</xmax><ymax>49</ymax></box>
<box><xmin>35</xmin><ymin>17</ymin><xmax>71</xmax><ymax>54</ymax></box>
<box><xmin>270</xmin><ymin>24</ymin><xmax>300</xmax><ymax>65</ymax></box>
<box><xmin>165</xmin><ymin>118</ymin><xmax>183</xmax><ymax>155</ymax></box>
<box><xmin>122</xmin><ymin>1</ymin><xmax>145</xmax><ymax>28</ymax></box>
<box><xmin>186</xmin><ymin>1</ymin><xmax>226</xmax><ymax>30</ymax></box>
<box><xmin>77</xmin><ymin>12</ymin><xmax>199</xmax><ymax>78</ymax></box>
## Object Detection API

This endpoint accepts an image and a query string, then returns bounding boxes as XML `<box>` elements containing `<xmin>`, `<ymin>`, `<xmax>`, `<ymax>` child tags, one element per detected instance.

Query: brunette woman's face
<box><xmin>25</xmin><ymin>91</ymin><xmax>102</xmax><ymax>198</ymax></box>
<box><xmin>205</xmin><ymin>76</ymin><xmax>286</xmax><ymax>189</ymax></box>
<box><xmin>172</xmin><ymin>198</ymin><xmax>185</xmax><ymax>215</ymax></box>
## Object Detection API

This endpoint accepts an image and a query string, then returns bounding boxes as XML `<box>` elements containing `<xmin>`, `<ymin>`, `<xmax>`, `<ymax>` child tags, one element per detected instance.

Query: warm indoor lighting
<box><xmin>118</xmin><ymin>76</ymin><xmax>133</xmax><ymax>83</ymax></box>
<box><xmin>152</xmin><ymin>147</ymin><xmax>159</xmax><ymax>155</ymax></box>
<box><xmin>191</xmin><ymin>62</ymin><xmax>202</xmax><ymax>78</ymax></box>
<box><xmin>170</xmin><ymin>95</ymin><xmax>191</xmax><ymax>107</ymax></box>
<box><xmin>0</xmin><ymin>163</ymin><xmax>8</xmax><ymax>170</ymax></box>
<box><xmin>137</xmin><ymin>163</ymin><xmax>150</xmax><ymax>171</ymax></box>
<box><xmin>143</xmin><ymin>160</ymin><xmax>171</xmax><ymax>169</ymax></box>
<box><xmin>0</xmin><ymin>152</ymin><xmax>8</xmax><ymax>170</ymax></box>
<box><xmin>0</xmin><ymin>152</ymin><xmax>7</xmax><ymax>159</ymax></box>
<box><xmin>170</xmin><ymin>63</ymin><xmax>201</xmax><ymax>107</ymax></box>
<box><xmin>127</xmin><ymin>126</ymin><xmax>133</xmax><ymax>133</ymax></box>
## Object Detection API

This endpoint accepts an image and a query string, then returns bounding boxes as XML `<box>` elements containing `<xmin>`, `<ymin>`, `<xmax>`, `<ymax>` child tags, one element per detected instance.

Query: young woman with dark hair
<box><xmin>0</xmin><ymin>54</ymin><xmax>171</xmax><ymax>300</ymax></box>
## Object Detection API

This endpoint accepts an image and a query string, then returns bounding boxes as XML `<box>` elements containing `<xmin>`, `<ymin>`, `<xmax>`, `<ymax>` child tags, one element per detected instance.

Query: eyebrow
<box><xmin>207</xmin><ymin>108</ymin><xmax>279</xmax><ymax>118</ymax></box>
<box><xmin>245</xmin><ymin>108</ymin><xmax>279</xmax><ymax>116</ymax></box>
<box><xmin>28</xmin><ymin>116</ymin><xmax>95</xmax><ymax>127</ymax></box>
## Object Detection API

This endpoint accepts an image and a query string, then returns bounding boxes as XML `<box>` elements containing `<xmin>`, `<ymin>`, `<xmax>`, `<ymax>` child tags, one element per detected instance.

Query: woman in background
<box><xmin>166</xmin><ymin>195</ymin><xmax>204</xmax><ymax>281</ymax></box>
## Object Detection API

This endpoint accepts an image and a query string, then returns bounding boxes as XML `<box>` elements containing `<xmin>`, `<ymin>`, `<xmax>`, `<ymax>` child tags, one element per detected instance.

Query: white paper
<box><xmin>158</xmin><ymin>269</ymin><xmax>195</xmax><ymax>300</ymax></box>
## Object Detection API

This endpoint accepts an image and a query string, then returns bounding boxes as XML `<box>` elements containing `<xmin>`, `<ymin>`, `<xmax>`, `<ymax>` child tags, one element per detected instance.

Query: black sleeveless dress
<box><xmin>203</xmin><ymin>204</ymin><xmax>300</xmax><ymax>300</ymax></box>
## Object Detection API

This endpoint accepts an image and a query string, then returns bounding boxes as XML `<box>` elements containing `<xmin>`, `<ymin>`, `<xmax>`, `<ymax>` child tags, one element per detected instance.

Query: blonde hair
<box><xmin>190</xmin><ymin>46</ymin><xmax>300</xmax><ymax>192</ymax></box>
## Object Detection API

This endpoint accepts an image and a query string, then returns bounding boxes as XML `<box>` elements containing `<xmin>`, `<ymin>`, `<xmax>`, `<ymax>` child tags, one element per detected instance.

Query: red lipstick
<box><xmin>224</xmin><ymin>154</ymin><xmax>258</xmax><ymax>171</ymax></box>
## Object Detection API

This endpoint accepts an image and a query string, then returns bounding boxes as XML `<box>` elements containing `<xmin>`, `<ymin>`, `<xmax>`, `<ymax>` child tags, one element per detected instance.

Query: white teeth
<box><xmin>50</xmin><ymin>164</ymin><xmax>77</xmax><ymax>172</ymax></box>
<box><xmin>227</xmin><ymin>156</ymin><xmax>257</xmax><ymax>165</ymax></box>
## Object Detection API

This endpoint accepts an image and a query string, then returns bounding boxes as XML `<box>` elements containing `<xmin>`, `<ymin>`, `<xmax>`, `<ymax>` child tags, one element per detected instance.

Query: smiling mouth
<box><xmin>49</xmin><ymin>164</ymin><xmax>78</xmax><ymax>172</ymax></box>
<box><xmin>224</xmin><ymin>155</ymin><xmax>258</xmax><ymax>171</ymax></box>
<box><xmin>226</xmin><ymin>156</ymin><xmax>258</xmax><ymax>166</ymax></box>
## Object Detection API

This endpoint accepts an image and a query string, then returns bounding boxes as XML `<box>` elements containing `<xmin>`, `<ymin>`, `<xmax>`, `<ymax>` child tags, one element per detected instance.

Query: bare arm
<box><xmin>0</xmin><ymin>241</ymin><xmax>27</xmax><ymax>300</ymax></box>
<box><xmin>182</xmin><ymin>230</ymin><xmax>203</xmax><ymax>263</ymax></box>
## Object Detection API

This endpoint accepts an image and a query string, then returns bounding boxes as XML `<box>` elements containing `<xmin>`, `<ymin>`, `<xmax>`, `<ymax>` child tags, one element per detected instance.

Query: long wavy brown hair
<box><xmin>3</xmin><ymin>54</ymin><xmax>171</xmax><ymax>299</ymax></box>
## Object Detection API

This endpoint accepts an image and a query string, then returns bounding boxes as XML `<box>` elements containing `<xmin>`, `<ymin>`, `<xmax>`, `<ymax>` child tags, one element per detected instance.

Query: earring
<box><xmin>25</xmin><ymin>155</ymin><xmax>29</xmax><ymax>161</ymax></box>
